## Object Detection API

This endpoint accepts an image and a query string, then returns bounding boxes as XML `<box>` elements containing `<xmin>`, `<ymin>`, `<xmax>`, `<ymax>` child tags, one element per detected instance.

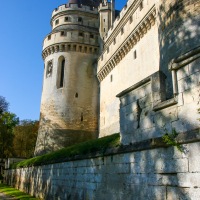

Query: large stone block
<box><xmin>172</xmin><ymin>103</ymin><xmax>200</xmax><ymax>133</ymax></box>
<box><xmin>148</xmin><ymin>174</ymin><xmax>179</xmax><ymax>186</ymax></box>
<box><xmin>184</xmin><ymin>86</ymin><xmax>200</xmax><ymax>105</ymax></box>
<box><xmin>176</xmin><ymin>64</ymin><xmax>190</xmax><ymax>81</ymax></box>
<box><xmin>188</xmin><ymin>57</ymin><xmax>200</xmax><ymax>75</ymax></box>
<box><xmin>177</xmin><ymin>173</ymin><xmax>200</xmax><ymax>187</ymax></box>
<box><xmin>188</xmin><ymin>142</ymin><xmax>200</xmax><ymax>172</ymax></box>
<box><xmin>178</xmin><ymin>71</ymin><xmax>200</xmax><ymax>93</ymax></box>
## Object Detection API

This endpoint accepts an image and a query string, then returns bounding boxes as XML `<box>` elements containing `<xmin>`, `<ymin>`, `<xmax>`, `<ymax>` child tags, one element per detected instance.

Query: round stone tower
<box><xmin>35</xmin><ymin>0</ymin><xmax>100</xmax><ymax>156</ymax></box>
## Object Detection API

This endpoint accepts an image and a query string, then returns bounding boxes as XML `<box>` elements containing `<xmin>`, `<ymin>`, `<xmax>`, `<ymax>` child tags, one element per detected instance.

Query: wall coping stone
<box><xmin>26</xmin><ymin>128</ymin><xmax>200</xmax><ymax>166</ymax></box>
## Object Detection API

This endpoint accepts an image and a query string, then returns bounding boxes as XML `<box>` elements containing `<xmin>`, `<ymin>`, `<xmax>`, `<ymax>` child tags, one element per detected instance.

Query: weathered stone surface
<box><xmin>5</xmin><ymin>139</ymin><xmax>200</xmax><ymax>200</ymax></box>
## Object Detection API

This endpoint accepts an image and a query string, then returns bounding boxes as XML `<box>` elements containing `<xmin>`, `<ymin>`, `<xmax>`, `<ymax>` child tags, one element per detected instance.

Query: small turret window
<box><xmin>79</xmin><ymin>32</ymin><xmax>83</xmax><ymax>37</ymax></box>
<box><xmin>65</xmin><ymin>16</ymin><xmax>71</xmax><ymax>22</ymax></box>
<box><xmin>121</xmin><ymin>27</ymin><xmax>124</xmax><ymax>35</ymax></box>
<box><xmin>107</xmin><ymin>47</ymin><xmax>109</xmax><ymax>53</ymax></box>
<box><xmin>134</xmin><ymin>50</ymin><xmax>137</xmax><ymax>59</ymax></box>
<box><xmin>140</xmin><ymin>1</ymin><xmax>144</xmax><ymax>10</ymax></box>
<box><xmin>129</xmin><ymin>16</ymin><xmax>133</xmax><ymax>24</ymax></box>
<box><xmin>60</xmin><ymin>31</ymin><xmax>65</xmax><ymax>36</ymax></box>
<box><xmin>55</xmin><ymin>19</ymin><xmax>59</xmax><ymax>25</ymax></box>
<box><xmin>48</xmin><ymin>35</ymin><xmax>51</xmax><ymax>40</ymax></box>
<box><xmin>90</xmin><ymin>34</ymin><xmax>94</xmax><ymax>38</ymax></box>
<box><xmin>113</xmin><ymin>38</ymin><xmax>116</xmax><ymax>45</ymax></box>
<box><xmin>78</xmin><ymin>17</ymin><xmax>82</xmax><ymax>22</ymax></box>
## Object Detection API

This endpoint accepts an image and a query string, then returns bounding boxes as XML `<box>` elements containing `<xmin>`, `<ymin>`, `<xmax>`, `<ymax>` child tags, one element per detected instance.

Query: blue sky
<box><xmin>0</xmin><ymin>0</ymin><xmax>127</xmax><ymax>121</ymax></box>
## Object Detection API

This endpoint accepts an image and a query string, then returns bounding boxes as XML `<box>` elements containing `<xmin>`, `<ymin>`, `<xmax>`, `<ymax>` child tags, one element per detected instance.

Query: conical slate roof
<box><xmin>68</xmin><ymin>0</ymin><xmax>100</xmax><ymax>7</ymax></box>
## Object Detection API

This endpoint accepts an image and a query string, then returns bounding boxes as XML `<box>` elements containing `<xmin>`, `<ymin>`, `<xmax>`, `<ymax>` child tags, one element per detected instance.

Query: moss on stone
<box><xmin>12</xmin><ymin>133</ymin><xmax>120</xmax><ymax>168</ymax></box>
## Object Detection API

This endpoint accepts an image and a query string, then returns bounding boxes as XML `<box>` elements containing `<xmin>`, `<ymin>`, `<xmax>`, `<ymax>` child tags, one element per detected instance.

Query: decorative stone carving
<box><xmin>46</xmin><ymin>60</ymin><xmax>53</xmax><ymax>78</ymax></box>
<box><xmin>42</xmin><ymin>43</ymin><xmax>99</xmax><ymax>60</ymax></box>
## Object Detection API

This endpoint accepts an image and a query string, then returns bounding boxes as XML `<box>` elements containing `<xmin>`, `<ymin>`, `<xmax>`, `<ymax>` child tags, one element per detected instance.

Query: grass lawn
<box><xmin>12</xmin><ymin>133</ymin><xmax>120</xmax><ymax>168</ymax></box>
<box><xmin>0</xmin><ymin>183</ymin><xmax>40</xmax><ymax>199</ymax></box>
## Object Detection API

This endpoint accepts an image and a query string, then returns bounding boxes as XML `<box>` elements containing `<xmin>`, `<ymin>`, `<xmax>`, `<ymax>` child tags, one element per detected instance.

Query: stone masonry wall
<box><xmin>118</xmin><ymin>46</ymin><xmax>200</xmax><ymax>146</ymax></box>
<box><xmin>4</xmin><ymin>137</ymin><xmax>200</xmax><ymax>200</ymax></box>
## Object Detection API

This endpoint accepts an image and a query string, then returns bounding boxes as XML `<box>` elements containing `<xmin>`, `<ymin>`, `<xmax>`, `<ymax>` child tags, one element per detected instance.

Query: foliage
<box><xmin>13</xmin><ymin>120</ymin><xmax>39</xmax><ymax>158</ymax></box>
<box><xmin>0</xmin><ymin>174</ymin><xmax>3</xmax><ymax>180</ymax></box>
<box><xmin>0</xmin><ymin>184</ymin><xmax>40</xmax><ymax>199</ymax></box>
<box><xmin>162</xmin><ymin>129</ymin><xmax>183</xmax><ymax>152</ymax></box>
<box><xmin>0</xmin><ymin>96</ymin><xmax>9</xmax><ymax>114</ymax></box>
<box><xmin>12</xmin><ymin>133</ymin><xmax>120</xmax><ymax>168</ymax></box>
<box><xmin>0</xmin><ymin>112</ymin><xmax>19</xmax><ymax>159</ymax></box>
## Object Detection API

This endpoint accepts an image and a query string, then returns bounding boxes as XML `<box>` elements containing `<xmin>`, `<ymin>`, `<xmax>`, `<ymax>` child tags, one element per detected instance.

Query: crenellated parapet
<box><xmin>41</xmin><ymin>1</ymin><xmax>100</xmax><ymax>61</ymax></box>
<box><xmin>97</xmin><ymin>7</ymin><xmax>156</xmax><ymax>82</ymax></box>
<box><xmin>51</xmin><ymin>3</ymin><xmax>99</xmax><ymax>30</ymax></box>
<box><xmin>52</xmin><ymin>3</ymin><xmax>98</xmax><ymax>18</ymax></box>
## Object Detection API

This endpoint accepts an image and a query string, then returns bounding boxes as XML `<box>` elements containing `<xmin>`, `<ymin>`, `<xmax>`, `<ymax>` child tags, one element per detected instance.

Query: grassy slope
<box><xmin>0</xmin><ymin>184</ymin><xmax>39</xmax><ymax>199</ymax></box>
<box><xmin>12</xmin><ymin>133</ymin><xmax>120</xmax><ymax>169</ymax></box>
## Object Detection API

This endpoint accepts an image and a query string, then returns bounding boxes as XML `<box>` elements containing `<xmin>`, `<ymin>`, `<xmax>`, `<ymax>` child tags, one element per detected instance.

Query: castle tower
<box><xmin>35</xmin><ymin>0</ymin><xmax>100</xmax><ymax>156</ymax></box>
<box><xmin>99</xmin><ymin>0</ymin><xmax>115</xmax><ymax>40</ymax></box>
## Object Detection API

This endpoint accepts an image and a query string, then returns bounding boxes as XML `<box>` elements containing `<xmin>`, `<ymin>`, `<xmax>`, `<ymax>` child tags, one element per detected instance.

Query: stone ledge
<box><xmin>153</xmin><ymin>97</ymin><xmax>178</xmax><ymax>111</ymax></box>
<box><xmin>116</xmin><ymin>76</ymin><xmax>151</xmax><ymax>98</ymax></box>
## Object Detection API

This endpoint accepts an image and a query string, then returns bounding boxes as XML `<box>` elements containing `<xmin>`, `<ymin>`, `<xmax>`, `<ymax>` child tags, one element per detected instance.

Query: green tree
<box><xmin>0</xmin><ymin>112</ymin><xmax>19</xmax><ymax>159</ymax></box>
<box><xmin>13</xmin><ymin>120</ymin><xmax>39</xmax><ymax>158</ymax></box>
<box><xmin>0</xmin><ymin>96</ymin><xmax>9</xmax><ymax>114</ymax></box>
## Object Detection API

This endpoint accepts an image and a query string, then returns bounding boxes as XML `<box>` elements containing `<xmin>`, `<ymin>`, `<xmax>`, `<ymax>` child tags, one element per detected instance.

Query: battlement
<box><xmin>98</xmin><ymin>2</ymin><xmax>112</xmax><ymax>10</ymax></box>
<box><xmin>52</xmin><ymin>3</ymin><xmax>98</xmax><ymax>19</ymax></box>
<box><xmin>103</xmin><ymin>0</ymin><xmax>152</xmax><ymax>43</ymax></box>
<box><xmin>97</xmin><ymin>0</ymin><xmax>156</xmax><ymax>80</ymax></box>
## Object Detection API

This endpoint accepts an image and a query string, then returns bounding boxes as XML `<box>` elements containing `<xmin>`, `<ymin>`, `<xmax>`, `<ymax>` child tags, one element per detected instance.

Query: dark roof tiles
<box><xmin>68</xmin><ymin>0</ymin><xmax>100</xmax><ymax>7</ymax></box>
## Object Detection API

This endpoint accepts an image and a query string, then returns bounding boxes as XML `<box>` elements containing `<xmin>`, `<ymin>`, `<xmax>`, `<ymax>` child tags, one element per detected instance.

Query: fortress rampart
<box><xmin>4</xmin><ymin>0</ymin><xmax>200</xmax><ymax>199</ymax></box>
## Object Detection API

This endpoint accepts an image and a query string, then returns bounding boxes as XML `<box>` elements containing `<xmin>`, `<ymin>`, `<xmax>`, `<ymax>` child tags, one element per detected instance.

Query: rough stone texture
<box><xmin>118</xmin><ymin>52</ymin><xmax>200</xmax><ymax>145</ymax></box>
<box><xmin>5</xmin><ymin>141</ymin><xmax>200</xmax><ymax>200</ymax></box>
<box><xmin>97</xmin><ymin>0</ymin><xmax>200</xmax><ymax>139</ymax></box>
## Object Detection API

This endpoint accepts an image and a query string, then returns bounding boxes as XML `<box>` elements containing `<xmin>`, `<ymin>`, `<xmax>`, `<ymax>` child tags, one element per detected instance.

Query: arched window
<box><xmin>60</xmin><ymin>59</ymin><xmax>65</xmax><ymax>87</ymax></box>
<box><xmin>57</xmin><ymin>57</ymin><xmax>65</xmax><ymax>88</ymax></box>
